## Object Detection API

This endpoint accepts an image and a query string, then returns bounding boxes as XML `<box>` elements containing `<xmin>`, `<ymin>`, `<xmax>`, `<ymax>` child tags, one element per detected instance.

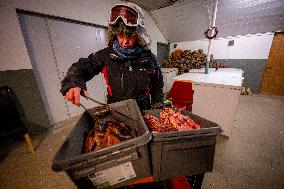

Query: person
<box><xmin>60</xmin><ymin>2</ymin><xmax>164</xmax><ymax>110</ymax></box>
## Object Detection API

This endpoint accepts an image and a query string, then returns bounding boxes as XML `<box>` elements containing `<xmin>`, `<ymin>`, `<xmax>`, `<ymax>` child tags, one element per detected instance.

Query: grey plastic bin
<box><xmin>144</xmin><ymin>109</ymin><xmax>222</xmax><ymax>181</ymax></box>
<box><xmin>52</xmin><ymin>99</ymin><xmax>152</xmax><ymax>188</ymax></box>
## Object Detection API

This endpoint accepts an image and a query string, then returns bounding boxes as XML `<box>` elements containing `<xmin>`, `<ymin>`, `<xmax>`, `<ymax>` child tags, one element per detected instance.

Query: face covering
<box><xmin>113</xmin><ymin>40</ymin><xmax>143</xmax><ymax>59</ymax></box>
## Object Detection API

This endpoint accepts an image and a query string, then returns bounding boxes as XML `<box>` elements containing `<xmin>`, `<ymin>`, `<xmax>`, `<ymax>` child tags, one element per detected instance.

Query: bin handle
<box><xmin>96</xmin><ymin>152</ymin><xmax>138</xmax><ymax>170</ymax></box>
<box><xmin>85</xmin><ymin>145</ymin><xmax>138</xmax><ymax>165</ymax></box>
<box><xmin>155</xmin><ymin>132</ymin><xmax>218</xmax><ymax>142</ymax></box>
<box><xmin>163</xmin><ymin>138</ymin><xmax>215</xmax><ymax>151</ymax></box>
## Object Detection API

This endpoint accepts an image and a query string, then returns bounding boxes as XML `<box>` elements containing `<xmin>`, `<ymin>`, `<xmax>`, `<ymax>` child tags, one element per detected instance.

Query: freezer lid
<box><xmin>172</xmin><ymin>68</ymin><xmax>243</xmax><ymax>88</ymax></box>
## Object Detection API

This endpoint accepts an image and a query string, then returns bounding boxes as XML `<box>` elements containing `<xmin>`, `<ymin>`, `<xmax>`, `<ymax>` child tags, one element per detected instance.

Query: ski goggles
<box><xmin>109</xmin><ymin>4</ymin><xmax>144</xmax><ymax>27</ymax></box>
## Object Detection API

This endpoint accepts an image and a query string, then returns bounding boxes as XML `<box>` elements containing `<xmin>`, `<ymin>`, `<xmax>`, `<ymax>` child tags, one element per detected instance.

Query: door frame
<box><xmin>16</xmin><ymin>9</ymin><xmax>107</xmax><ymax>30</ymax></box>
<box><xmin>17</xmin><ymin>10</ymin><xmax>108</xmax><ymax>124</ymax></box>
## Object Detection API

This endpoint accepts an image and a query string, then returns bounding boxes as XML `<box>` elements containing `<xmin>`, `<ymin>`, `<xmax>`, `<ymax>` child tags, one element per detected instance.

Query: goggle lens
<box><xmin>110</xmin><ymin>5</ymin><xmax>138</xmax><ymax>26</ymax></box>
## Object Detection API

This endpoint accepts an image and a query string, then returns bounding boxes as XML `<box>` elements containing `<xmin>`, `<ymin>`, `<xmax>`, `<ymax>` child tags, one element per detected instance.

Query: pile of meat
<box><xmin>143</xmin><ymin>108</ymin><xmax>200</xmax><ymax>133</ymax></box>
<box><xmin>83</xmin><ymin>121</ymin><xmax>132</xmax><ymax>153</ymax></box>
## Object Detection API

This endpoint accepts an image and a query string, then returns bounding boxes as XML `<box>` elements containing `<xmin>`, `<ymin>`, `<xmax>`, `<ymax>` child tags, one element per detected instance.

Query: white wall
<box><xmin>144</xmin><ymin>11</ymin><xmax>168</xmax><ymax>55</ymax></box>
<box><xmin>0</xmin><ymin>2</ymin><xmax>32</xmax><ymax>70</ymax></box>
<box><xmin>170</xmin><ymin>33</ymin><xmax>274</xmax><ymax>59</ymax></box>
<box><xmin>0</xmin><ymin>0</ymin><xmax>167</xmax><ymax>71</ymax></box>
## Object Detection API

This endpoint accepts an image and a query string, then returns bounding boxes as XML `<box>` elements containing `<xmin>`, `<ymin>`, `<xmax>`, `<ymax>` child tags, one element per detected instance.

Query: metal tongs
<box><xmin>80</xmin><ymin>95</ymin><xmax>134</xmax><ymax>121</ymax></box>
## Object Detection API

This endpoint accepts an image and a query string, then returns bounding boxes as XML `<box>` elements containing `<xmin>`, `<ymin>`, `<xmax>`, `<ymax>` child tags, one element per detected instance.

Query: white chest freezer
<box><xmin>172</xmin><ymin>68</ymin><xmax>244</xmax><ymax>136</ymax></box>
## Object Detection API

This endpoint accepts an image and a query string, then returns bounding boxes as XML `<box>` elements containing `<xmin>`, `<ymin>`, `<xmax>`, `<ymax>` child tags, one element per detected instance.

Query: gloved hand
<box><xmin>64</xmin><ymin>87</ymin><xmax>89</xmax><ymax>106</ymax></box>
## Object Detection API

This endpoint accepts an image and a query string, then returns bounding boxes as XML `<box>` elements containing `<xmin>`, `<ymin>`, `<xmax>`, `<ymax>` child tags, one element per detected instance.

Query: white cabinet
<box><xmin>161</xmin><ymin>68</ymin><xmax>178</xmax><ymax>93</ymax></box>
<box><xmin>173</xmin><ymin>68</ymin><xmax>243</xmax><ymax>136</ymax></box>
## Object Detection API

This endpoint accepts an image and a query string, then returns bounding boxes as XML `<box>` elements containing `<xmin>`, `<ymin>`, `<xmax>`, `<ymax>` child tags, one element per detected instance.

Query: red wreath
<box><xmin>204</xmin><ymin>27</ymin><xmax>218</xmax><ymax>39</ymax></box>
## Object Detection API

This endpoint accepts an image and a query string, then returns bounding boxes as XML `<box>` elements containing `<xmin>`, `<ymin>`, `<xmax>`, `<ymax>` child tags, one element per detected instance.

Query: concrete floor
<box><xmin>0</xmin><ymin>95</ymin><xmax>283</xmax><ymax>189</ymax></box>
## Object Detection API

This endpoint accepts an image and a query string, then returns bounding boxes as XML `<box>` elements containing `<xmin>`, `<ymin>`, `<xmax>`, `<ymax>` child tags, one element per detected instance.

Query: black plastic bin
<box><xmin>144</xmin><ymin>109</ymin><xmax>222</xmax><ymax>181</ymax></box>
<box><xmin>52</xmin><ymin>99</ymin><xmax>152</xmax><ymax>189</ymax></box>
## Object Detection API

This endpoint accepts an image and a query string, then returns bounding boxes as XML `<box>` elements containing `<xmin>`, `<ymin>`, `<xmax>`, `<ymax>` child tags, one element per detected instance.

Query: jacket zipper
<box><xmin>120</xmin><ymin>67</ymin><xmax>124</xmax><ymax>91</ymax></box>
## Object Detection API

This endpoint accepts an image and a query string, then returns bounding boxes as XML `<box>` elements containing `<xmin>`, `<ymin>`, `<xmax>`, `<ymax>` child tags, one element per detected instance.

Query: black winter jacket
<box><xmin>60</xmin><ymin>46</ymin><xmax>164</xmax><ymax>110</ymax></box>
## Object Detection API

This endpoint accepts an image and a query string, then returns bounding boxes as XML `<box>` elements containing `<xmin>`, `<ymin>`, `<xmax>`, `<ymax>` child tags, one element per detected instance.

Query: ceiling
<box><xmin>122</xmin><ymin>0</ymin><xmax>180</xmax><ymax>11</ymax></box>
<box><xmin>124</xmin><ymin>0</ymin><xmax>284</xmax><ymax>43</ymax></box>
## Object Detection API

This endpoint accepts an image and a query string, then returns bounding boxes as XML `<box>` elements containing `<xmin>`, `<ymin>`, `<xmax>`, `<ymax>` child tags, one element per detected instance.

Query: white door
<box><xmin>18</xmin><ymin>14</ymin><xmax>107</xmax><ymax>124</ymax></box>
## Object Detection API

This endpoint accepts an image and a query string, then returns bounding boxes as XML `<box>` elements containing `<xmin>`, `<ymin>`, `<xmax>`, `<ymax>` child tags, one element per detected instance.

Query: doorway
<box><xmin>18</xmin><ymin>11</ymin><xmax>108</xmax><ymax>124</ymax></box>
<box><xmin>157</xmin><ymin>42</ymin><xmax>170</xmax><ymax>66</ymax></box>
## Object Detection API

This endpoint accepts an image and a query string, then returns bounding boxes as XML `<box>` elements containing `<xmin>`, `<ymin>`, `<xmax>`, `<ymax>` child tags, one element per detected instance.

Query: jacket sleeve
<box><xmin>150</xmin><ymin>54</ymin><xmax>164</xmax><ymax>105</ymax></box>
<box><xmin>60</xmin><ymin>52</ymin><xmax>104</xmax><ymax>95</ymax></box>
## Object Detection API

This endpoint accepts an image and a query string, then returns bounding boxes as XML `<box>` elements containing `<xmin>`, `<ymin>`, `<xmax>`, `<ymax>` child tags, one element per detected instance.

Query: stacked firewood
<box><xmin>209</xmin><ymin>54</ymin><xmax>225</xmax><ymax>70</ymax></box>
<box><xmin>240</xmin><ymin>86</ymin><xmax>252</xmax><ymax>95</ymax></box>
<box><xmin>162</xmin><ymin>49</ymin><xmax>225</xmax><ymax>74</ymax></box>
